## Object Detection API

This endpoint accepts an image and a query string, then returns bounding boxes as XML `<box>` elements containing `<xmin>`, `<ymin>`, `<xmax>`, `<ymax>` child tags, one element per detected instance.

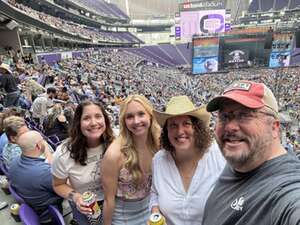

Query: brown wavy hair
<box><xmin>119</xmin><ymin>95</ymin><xmax>160</xmax><ymax>186</ymax></box>
<box><xmin>64</xmin><ymin>100</ymin><xmax>114</xmax><ymax>165</ymax></box>
<box><xmin>161</xmin><ymin>116</ymin><xmax>212</xmax><ymax>155</ymax></box>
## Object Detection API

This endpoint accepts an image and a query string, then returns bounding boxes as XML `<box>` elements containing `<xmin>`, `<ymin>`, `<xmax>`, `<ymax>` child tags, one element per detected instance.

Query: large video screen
<box><xmin>192</xmin><ymin>37</ymin><xmax>219</xmax><ymax>74</ymax></box>
<box><xmin>180</xmin><ymin>9</ymin><xmax>225</xmax><ymax>39</ymax></box>
<box><xmin>269</xmin><ymin>33</ymin><xmax>293</xmax><ymax>68</ymax></box>
<box><xmin>224</xmin><ymin>49</ymin><xmax>249</xmax><ymax>64</ymax></box>
<box><xmin>269</xmin><ymin>52</ymin><xmax>291</xmax><ymax>68</ymax></box>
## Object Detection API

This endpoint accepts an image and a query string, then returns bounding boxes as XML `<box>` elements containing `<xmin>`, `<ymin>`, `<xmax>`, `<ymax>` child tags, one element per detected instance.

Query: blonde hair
<box><xmin>119</xmin><ymin>95</ymin><xmax>160</xmax><ymax>185</ymax></box>
<box><xmin>3</xmin><ymin>116</ymin><xmax>26</xmax><ymax>140</ymax></box>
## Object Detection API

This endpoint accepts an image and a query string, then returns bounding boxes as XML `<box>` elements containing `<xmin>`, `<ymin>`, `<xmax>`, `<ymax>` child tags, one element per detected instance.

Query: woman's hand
<box><xmin>73</xmin><ymin>192</ymin><xmax>93</xmax><ymax>215</ymax></box>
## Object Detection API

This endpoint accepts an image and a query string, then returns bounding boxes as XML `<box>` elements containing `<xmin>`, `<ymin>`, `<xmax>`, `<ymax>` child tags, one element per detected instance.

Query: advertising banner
<box><xmin>179</xmin><ymin>0</ymin><xmax>225</xmax><ymax>11</ymax></box>
<box><xmin>180</xmin><ymin>9</ymin><xmax>225</xmax><ymax>39</ymax></box>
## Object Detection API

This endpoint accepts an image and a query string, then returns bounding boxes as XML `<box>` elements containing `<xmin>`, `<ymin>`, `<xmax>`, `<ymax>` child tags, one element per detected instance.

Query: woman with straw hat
<box><xmin>150</xmin><ymin>95</ymin><xmax>225</xmax><ymax>225</ymax></box>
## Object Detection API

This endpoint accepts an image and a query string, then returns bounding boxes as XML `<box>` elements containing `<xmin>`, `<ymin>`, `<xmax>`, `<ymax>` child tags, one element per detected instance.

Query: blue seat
<box><xmin>8</xmin><ymin>183</ymin><xmax>25</xmax><ymax>204</ymax></box>
<box><xmin>48</xmin><ymin>205</ymin><xmax>65</xmax><ymax>225</ymax></box>
<box><xmin>19</xmin><ymin>203</ymin><xmax>41</xmax><ymax>225</ymax></box>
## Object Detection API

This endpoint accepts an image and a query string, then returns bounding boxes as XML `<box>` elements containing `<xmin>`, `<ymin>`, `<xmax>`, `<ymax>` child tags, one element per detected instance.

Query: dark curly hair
<box><xmin>64</xmin><ymin>100</ymin><xmax>114</xmax><ymax>165</ymax></box>
<box><xmin>161</xmin><ymin>116</ymin><xmax>212</xmax><ymax>155</ymax></box>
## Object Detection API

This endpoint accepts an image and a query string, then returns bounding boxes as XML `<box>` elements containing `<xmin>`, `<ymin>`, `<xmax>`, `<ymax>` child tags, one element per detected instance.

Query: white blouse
<box><xmin>150</xmin><ymin>142</ymin><xmax>225</xmax><ymax>225</ymax></box>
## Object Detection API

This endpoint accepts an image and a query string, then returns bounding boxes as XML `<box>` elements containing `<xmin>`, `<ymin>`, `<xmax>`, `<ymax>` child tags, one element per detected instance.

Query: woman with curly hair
<box><xmin>150</xmin><ymin>96</ymin><xmax>225</xmax><ymax>225</ymax></box>
<box><xmin>52</xmin><ymin>100</ymin><xmax>114</xmax><ymax>225</ymax></box>
<box><xmin>102</xmin><ymin>95</ymin><xmax>160</xmax><ymax>225</ymax></box>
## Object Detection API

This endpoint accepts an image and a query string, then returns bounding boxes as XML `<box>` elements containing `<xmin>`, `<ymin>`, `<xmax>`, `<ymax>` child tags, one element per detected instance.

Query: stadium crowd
<box><xmin>0</xmin><ymin>47</ymin><xmax>300</xmax><ymax>224</ymax></box>
<box><xmin>0</xmin><ymin>48</ymin><xmax>299</xmax><ymax>149</ymax></box>
<box><xmin>7</xmin><ymin>1</ymin><xmax>127</xmax><ymax>43</ymax></box>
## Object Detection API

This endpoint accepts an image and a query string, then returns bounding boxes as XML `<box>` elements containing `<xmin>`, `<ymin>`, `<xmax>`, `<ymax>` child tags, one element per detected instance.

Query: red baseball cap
<box><xmin>206</xmin><ymin>80</ymin><xmax>278</xmax><ymax>114</ymax></box>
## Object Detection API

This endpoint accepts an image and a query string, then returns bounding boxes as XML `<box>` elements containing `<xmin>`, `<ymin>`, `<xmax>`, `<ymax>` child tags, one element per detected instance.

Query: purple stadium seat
<box><xmin>8</xmin><ymin>183</ymin><xmax>25</xmax><ymax>204</ymax></box>
<box><xmin>19</xmin><ymin>203</ymin><xmax>41</xmax><ymax>225</ymax></box>
<box><xmin>48</xmin><ymin>205</ymin><xmax>65</xmax><ymax>225</ymax></box>
<box><xmin>47</xmin><ymin>135</ymin><xmax>60</xmax><ymax>144</ymax></box>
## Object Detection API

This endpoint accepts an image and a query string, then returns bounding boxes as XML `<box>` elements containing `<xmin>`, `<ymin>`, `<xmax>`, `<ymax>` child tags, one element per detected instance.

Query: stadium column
<box><xmin>50</xmin><ymin>38</ymin><xmax>53</xmax><ymax>51</ymax></box>
<box><xmin>41</xmin><ymin>37</ymin><xmax>46</xmax><ymax>51</ymax></box>
<box><xmin>30</xmin><ymin>35</ymin><xmax>36</xmax><ymax>53</ymax></box>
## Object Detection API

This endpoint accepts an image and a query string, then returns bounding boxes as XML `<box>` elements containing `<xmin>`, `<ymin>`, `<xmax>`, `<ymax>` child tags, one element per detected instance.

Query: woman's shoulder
<box><xmin>103</xmin><ymin>138</ymin><xmax>123</xmax><ymax>161</ymax></box>
<box><xmin>53</xmin><ymin>139</ymin><xmax>71</xmax><ymax>159</ymax></box>
<box><xmin>153</xmin><ymin>149</ymin><xmax>171</xmax><ymax>163</ymax></box>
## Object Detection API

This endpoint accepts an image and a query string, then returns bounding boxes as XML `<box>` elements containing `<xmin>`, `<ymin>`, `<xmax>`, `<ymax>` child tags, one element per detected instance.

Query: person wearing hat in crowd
<box><xmin>0</xmin><ymin>63</ymin><xmax>20</xmax><ymax>107</ymax></box>
<box><xmin>202</xmin><ymin>80</ymin><xmax>300</xmax><ymax>225</ymax></box>
<box><xmin>150</xmin><ymin>96</ymin><xmax>225</xmax><ymax>225</ymax></box>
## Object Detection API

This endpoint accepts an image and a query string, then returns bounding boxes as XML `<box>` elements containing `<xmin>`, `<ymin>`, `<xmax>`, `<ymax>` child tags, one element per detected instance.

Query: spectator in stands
<box><xmin>202</xmin><ymin>80</ymin><xmax>300</xmax><ymax>225</ymax></box>
<box><xmin>0</xmin><ymin>63</ymin><xmax>20</xmax><ymax>107</ymax></box>
<box><xmin>0</xmin><ymin>108</ymin><xmax>25</xmax><ymax>156</ymax></box>
<box><xmin>52</xmin><ymin>100</ymin><xmax>114</xmax><ymax>225</ymax></box>
<box><xmin>30</xmin><ymin>87</ymin><xmax>57</xmax><ymax>127</ymax></box>
<box><xmin>43</xmin><ymin>103</ymin><xmax>69</xmax><ymax>141</ymax></box>
<box><xmin>2</xmin><ymin>116</ymin><xmax>29</xmax><ymax>169</ymax></box>
<box><xmin>56</xmin><ymin>86</ymin><xmax>70</xmax><ymax>101</ymax></box>
<box><xmin>102</xmin><ymin>95</ymin><xmax>160</xmax><ymax>225</ymax></box>
<box><xmin>150</xmin><ymin>96</ymin><xmax>225</xmax><ymax>225</ymax></box>
<box><xmin>10</xmin><ymin>130</ymin><xmax>63</xmax><ymax>224</ymax></box>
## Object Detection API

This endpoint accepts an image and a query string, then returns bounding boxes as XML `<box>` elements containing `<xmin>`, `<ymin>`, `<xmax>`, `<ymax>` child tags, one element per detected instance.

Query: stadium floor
<box><xmin>0</xmin><ymin>179</ymin><xmax>73</xmax><ymax>224</ymax></box>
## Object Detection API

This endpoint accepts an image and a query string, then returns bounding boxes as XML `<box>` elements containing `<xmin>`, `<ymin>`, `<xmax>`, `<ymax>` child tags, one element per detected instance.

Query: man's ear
<box><xmin>10</xmin><ymin>135</ymin><xmax>18</xmax><ymax>144</ymax></box>
<box><xmin>272</xmin><ymin>120</ymin><xmax>280</xmax><ymax>139</ymax></box>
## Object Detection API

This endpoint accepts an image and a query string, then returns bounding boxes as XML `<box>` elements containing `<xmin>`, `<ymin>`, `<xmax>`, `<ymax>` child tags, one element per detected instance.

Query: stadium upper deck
<box><xmin>248</xmin><ymin>0</ymin><xmax>300</xmax><ymax>13</ymax></box>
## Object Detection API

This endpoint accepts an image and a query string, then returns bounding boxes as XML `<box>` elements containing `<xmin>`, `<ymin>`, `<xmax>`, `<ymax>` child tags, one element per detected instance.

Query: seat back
<box><xmin>48</xmin><ymin>205</ymin><xmax>65</xmax><ymax>225</ymax></box>
<box><xmin>8</xmin><ymin>183</ymin><xmax>25</xmax><ymax>204</ymax></box>
<box><xmin>19</xmin><ymin>203</ymin><xmax>41</xmax><ymax>225</ymax></box>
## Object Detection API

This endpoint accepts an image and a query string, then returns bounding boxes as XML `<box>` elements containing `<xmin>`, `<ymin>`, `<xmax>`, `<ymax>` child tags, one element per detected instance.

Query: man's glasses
<box><xmin>218</xmin><ymin>110</ymin><xmax>276</xmax><ymax>124</ymax></box>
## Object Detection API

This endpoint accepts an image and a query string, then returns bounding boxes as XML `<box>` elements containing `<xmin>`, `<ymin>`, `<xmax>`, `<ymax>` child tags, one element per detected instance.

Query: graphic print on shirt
<box><xmin>231</xmin><ymin>196</ymin><xmax>245</xmax><ymax>211</ymax></box>
<box><xmin>88</xmin><ymin>155</ymin><xmax>102</xmax><ymax>195</ymax></box>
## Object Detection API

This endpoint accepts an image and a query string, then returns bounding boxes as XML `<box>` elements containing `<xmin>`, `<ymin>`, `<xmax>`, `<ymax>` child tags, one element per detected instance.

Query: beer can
<box><xmin>82</xmin><ymin>191</ymin><xmax>101</xmax><ymax>219</ymax></box>
<box><xmin>149</xmin><ymin>213</ymin><xmax>166</xmax><ymax>225</ymax></box>
<box><xmin>10</xmin><ymin>203</ymin><xmax>20</xmax><ymax>216</ymax></box>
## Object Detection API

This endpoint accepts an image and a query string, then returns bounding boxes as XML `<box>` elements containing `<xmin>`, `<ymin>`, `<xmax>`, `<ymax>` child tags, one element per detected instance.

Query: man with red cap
<box><xmin>202</xmin><ymin>80</ymin><xmax>300</xmax><ymax>225</ymax></box>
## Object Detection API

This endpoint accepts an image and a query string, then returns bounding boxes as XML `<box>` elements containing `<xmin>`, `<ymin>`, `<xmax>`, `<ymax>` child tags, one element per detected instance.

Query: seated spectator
<box><xmin>43</xmin><ymin>103</ymin><xmax>69</xmax><ymax>141</ymax></box>
<box><xmin>30</xmin><ymin>87</ymin><xmax>56</xmax><ymax>127</ymax></box>
<box><xmin>0</xmin><ymin>63</ymin><xmax>20</xmax><ymax>107</ymax></box>
<box><xmin>2</xmin><ymin>116</ymin><xmax>29</xmax><ymax>169</ymax></box>
<box><xmin>56</xmin><ymin>86</ymin><xmax>69</xmax><ymax>101</ymax></box>
<box><xmin>0</xmin><ymin>108</ymin><xmax>26</xmax><ymax>155</ymax></box>
<box><xmin>9</xmin><ymin>130</ymin><xmax>63</xmax><ymax>224</ymax></box>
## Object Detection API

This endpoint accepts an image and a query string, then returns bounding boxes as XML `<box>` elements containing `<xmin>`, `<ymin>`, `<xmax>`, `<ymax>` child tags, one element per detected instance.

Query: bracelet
<box><xmin>67</xmin><ymin>190</ymin><xmax>76</xmax><ymax>202</ymax></box>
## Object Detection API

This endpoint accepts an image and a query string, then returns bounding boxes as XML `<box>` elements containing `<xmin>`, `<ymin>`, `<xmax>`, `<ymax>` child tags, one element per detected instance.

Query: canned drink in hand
<box><xmin>82</xmin><ymin>191</ymin><xmax>101</xmax><ymax>218</ymax></box>
<box><xmin>148</xmin><ymin>213</ymin><xmax>167</xmax><ymax>225</ymax></box>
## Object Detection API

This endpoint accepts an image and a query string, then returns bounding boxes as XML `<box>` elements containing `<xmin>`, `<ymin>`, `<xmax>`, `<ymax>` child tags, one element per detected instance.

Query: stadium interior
<box><xmin>0</xmin><ymin>0</ymin><xmax>300</xmax><ymax>224</ymax></box>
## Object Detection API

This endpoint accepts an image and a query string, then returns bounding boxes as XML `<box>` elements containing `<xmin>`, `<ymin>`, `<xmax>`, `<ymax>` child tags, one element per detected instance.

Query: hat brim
<box><xmin>154</xmin><ymin>105</ymin><xmax>211</xmax><ymax>127</ymax></box>
<box><xmin>0</xmin><ymin>67</ymin><xmax>12</xmax><ymax>74</ymax></box>
<box><xmin>207</xmin><ymin>92</ymin><xmax>265</xmax><ymax>112</ymax></box>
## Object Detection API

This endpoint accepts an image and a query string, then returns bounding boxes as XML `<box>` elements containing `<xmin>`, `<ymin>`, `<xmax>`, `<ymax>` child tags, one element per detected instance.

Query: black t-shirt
<box><xmin>0</xmin><ymin>73</ymin><xmax>18</xmax><ymax>93</ymax></box>
<box><xmin>203</xmin><ymin>153</ymin><xmax>300</xmax><ymax>225</ymax></box>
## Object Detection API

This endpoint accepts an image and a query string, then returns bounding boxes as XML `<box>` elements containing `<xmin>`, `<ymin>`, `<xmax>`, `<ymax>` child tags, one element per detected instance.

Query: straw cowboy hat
<box><xmin>0</xmin><ymin>63</ymin><xmax>12</xmax><ymax>74</ymax></box>
<box><xmin>153</xmin><ymin>95</ymin><xmax>211</xmax><ymax>127</ymax></box>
